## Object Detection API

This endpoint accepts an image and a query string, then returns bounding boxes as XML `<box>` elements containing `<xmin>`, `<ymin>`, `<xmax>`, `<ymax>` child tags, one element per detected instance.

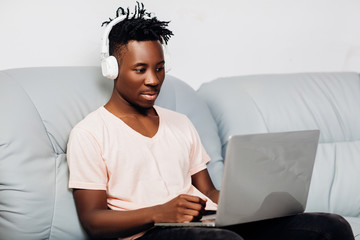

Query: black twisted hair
<box><xmin>102</xmin><ymin>2</ymin><xmax>173</xmax><ymax>57</ymax></box>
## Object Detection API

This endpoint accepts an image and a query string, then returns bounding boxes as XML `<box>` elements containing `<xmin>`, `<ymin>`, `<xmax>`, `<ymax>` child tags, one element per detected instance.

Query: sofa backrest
<box><xmin>0</xmin><ymin>67</ymin><xmax>109</xmax><ymax>239</ymax></box>
<box><xmin>198</xmin><ymin>72</ymin><xmax>360</xmax><ymax>218</ymax></box>
<box><xmin>0</xmin><ymin>67</ymin><xmax>222</xmax><ymax>239</ymax></box>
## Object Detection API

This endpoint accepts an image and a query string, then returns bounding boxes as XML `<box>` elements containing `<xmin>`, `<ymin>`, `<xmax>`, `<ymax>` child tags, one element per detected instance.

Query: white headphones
<box><xmin>100</xmin><ymin>15</ymin><xmax>127</xmax><ymax>80</ymax></box>
<box><xmin>100</xmin><ymin>15</ymin><xmax>171</xmax><ymax>80</ymax></box>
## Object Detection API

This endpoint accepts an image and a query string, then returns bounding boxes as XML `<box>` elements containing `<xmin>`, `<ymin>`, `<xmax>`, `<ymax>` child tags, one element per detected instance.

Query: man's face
<box><xmin>114</xmin><ymin>40</ymin><xmax>165</xmax><ymax>110</ymax></box>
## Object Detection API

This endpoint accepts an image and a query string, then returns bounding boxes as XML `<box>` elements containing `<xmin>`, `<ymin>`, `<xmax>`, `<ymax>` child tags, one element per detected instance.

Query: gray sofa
<box><xmin>0</xmin><ymin>67</ymin><xmax>359</xmax><ymax>239</ymax></box>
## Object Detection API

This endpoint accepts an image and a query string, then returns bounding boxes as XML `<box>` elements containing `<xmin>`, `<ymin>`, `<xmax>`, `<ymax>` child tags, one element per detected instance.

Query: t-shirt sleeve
<box><xmin>186</xmin><ymin>117</ymin><xmax>211</xmax><ymax>175</ymax></box>
<box><xmin>67</xmin><ymin>127</ymin><xmax>107</xmax><ymax>190</ymax></box>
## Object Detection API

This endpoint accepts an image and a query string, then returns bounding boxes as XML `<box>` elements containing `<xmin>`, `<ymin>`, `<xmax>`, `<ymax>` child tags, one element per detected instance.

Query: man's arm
<box><xmin>191</xmin><ymin>169</ymin><xmax>219</xmax><ymax>204</ymax></box>
<box><xmin>73</xmin><ymin>189</ymin><xmax>206</xmax><ymax>239</ymax></box>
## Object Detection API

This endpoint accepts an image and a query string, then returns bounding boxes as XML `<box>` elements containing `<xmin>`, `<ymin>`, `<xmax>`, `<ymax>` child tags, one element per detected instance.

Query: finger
<box><xmin>184</xmin><ymin>209</ymin><xmax>205</xmax><ymax>222</ymax></box>
<box><xmin>179</xmin><ymin>194</ymin><xmax>207</xmax><ymax>206</ymax></box>
<box><xmin>178</xmin><ymin>199</ymin><xmax>204</xmax><ymax>212</ymax></box>
<box><xmin>178</xmin><ymin>209</ymin><xmax>204</xmax><ymax>222</ymax></box>
<box><xmin>181</xmin><ymin>208</ymin><xmax>202</xmax><ymax>218</ymax></box>
<box><xmin>180</xmin><ymin>214</ymin><xmax>195</xmax><ymax>223</ymax></box>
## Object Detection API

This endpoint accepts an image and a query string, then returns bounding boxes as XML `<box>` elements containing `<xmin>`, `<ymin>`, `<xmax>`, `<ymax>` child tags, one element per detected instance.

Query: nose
<box><xmin>144</xmin><ymin>70</ymin><xmax>161</xmax><ymax>86</ymax></box>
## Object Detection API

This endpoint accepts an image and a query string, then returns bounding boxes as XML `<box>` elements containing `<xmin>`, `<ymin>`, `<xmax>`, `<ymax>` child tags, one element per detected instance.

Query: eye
<box><xmin>156</xmin><ymin>67</ymin><xmax>165</xmax><ymax>72</ymax></box>
<box><xmin>134</xmin><ymin>68</ymin><xmax>146</xmax><ymax>73</ymax></box>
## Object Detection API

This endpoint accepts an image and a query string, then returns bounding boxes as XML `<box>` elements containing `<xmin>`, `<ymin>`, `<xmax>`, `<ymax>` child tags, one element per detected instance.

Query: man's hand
<box><xmin>153</xmin><ymin>194</ymin><xmax>207</xmax><ymax>223</ymax></box>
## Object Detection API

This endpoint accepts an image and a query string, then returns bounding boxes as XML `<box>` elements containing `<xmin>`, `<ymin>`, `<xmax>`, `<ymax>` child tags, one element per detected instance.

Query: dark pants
<box><xmin>139</xmin><ymin>213</ymin><xmax>354</xmax><ymax>240</ymax></box>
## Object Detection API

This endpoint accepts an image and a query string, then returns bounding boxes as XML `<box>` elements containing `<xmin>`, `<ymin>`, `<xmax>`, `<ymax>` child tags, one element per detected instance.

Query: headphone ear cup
<box><xmin>101</xmin><ymin>56</ymin><xmax>118</xmax><ymax>80</ymax></box>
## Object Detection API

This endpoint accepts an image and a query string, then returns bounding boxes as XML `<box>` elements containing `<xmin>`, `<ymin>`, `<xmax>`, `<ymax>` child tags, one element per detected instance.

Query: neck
<box><xmin>104</xmin><ymin>91</ymin><xmax>156</xmax><ymax>117</ymax></box>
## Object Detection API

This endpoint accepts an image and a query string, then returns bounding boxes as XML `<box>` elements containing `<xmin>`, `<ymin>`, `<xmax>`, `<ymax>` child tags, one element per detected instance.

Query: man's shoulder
<box><xmin>72</xmin><ymin>107</ymin><xmax>105</xmax><ymax>132</ymax></box>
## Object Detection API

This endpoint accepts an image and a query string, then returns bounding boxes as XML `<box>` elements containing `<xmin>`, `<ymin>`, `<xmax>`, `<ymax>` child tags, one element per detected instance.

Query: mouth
<box><xmin>140</xmin><ymin>91</ymin><xmax>159</xmax><ymax>101</ymax></box>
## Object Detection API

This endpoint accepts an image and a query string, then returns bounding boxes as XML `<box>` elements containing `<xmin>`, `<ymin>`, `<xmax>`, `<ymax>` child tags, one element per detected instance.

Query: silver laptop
<box><xmin>155</xmin><ymin>130</ymin><xmax>320</xmax><ymax>227</ymax></box>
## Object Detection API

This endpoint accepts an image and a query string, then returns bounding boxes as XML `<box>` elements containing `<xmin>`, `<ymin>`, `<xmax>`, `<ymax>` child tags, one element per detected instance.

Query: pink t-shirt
<box><xmin>67</xmin><ymin>105</ymin><xmax>217</xmax><ymax>211</ymax></box>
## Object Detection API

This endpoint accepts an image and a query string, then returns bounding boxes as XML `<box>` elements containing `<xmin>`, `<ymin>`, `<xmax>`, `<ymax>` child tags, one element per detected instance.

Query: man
<box><xmin>67</xmin><ymin>3</ymin><xmax>354</xmax><ymax>240</ymax></box>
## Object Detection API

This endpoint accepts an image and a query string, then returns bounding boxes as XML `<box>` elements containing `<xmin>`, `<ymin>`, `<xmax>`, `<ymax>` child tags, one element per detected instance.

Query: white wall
<box><xmin>1</xmin><ymin>0</ymin><xmax>360</xmax><ymax>89</ymax></box>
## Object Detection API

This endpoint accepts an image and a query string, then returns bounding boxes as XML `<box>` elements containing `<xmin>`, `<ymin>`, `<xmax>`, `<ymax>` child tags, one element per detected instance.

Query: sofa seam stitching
<box><xmin>328</xmin><ymin>143</ymin><xmax>337</xmax><ymax>213</ymax></box>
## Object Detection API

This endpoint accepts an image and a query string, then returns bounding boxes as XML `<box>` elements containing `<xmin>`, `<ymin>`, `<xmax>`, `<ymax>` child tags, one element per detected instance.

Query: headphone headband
<box><xmin>100</xmin><ymin>15</ymin><xmax>127</xmax><ymax>60</ymax></box>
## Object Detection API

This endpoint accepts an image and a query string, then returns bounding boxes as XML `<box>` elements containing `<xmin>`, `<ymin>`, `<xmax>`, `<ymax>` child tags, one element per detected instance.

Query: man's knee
<box><xmin>154</xmin><ymin>227</ymin><xmax>243</xmax><ymax>240</ymax></box>
<box><xmin>207</xmin><ymin>228</ymin><xmax>243</xmax><ymax>240</ymax></box>
<box><xmin>182</xmin><ymin>228</ymin><xmax>243</xmax><ymax>240</ymax></box>
<box><xmin>310</xmin><ymin>213</ymin><xmax>354</xmax><ymax>240</ymax></box>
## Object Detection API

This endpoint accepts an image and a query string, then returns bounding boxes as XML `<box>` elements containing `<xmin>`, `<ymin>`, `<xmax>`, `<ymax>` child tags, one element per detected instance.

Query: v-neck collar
<box><xmin>101</xmin><ymin>105</ymin><xmax>162</xmax><ymax>141</ymax></box>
